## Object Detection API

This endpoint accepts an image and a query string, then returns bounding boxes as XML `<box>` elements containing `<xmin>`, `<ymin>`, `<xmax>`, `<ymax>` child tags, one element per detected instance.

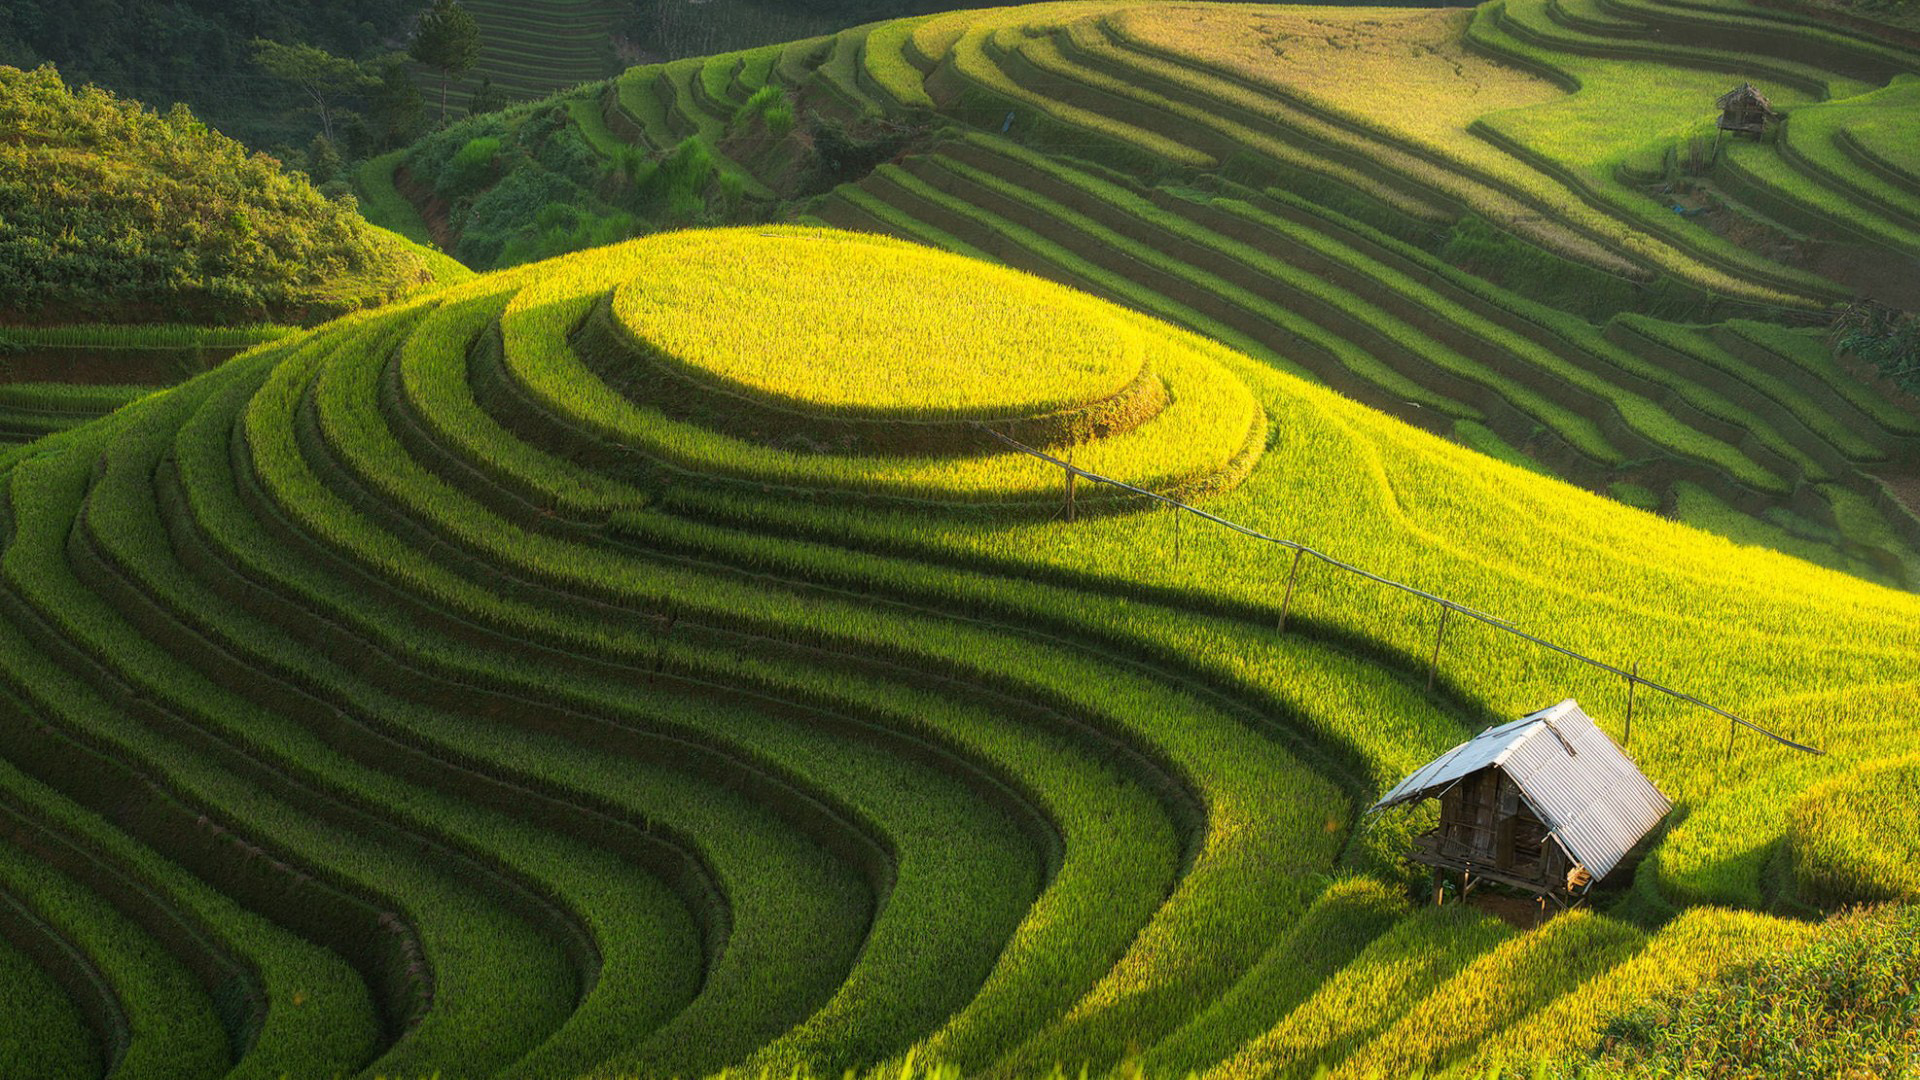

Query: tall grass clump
<box><xmin>442</xmin><ymin>136</ymin><xmax>505</xmax><ymax>198</ymax></box>
<box><xmin>636</xmin><ymin>138</ymin><xmax>719</xmax><ymax>221</ymax></box>
<box><xmin>765</xmin><ymin>99</ymin><xmax>796</xmax><ymax>138</ymax></box>
<box><xmin>733</xmin><ymin>85</ymin><xmax>791</xmax><ymax>134</ymax></box>
<box><xmin>1787</xmin><ymin>755</ymin><xmax>1920</xmax><ymax>908</ymax></box>
<box><xmin>1587</xmin><ymin>905</ymin><xmax>1920</xmax><ymax>1080</ymax></box>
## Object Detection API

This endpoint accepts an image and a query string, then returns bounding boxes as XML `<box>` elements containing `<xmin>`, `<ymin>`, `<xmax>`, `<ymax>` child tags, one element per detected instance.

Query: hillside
<box><xmin>426</xmin><ymin>0</ymin><xmax>629</xmax><ymax>116</ymax></box>
<box><xmin>0</xmin><ymin>224</ymin><xmax>1910</xmax><ymax>1079</ymax></box>
<box><xmin>0</xmin><ymin>63</ymin><xmax>472</xmax><ymax>449</ymax></box>
<box><xmin>0</xmin><ymin>64</ymin><xmax>462</xmax><ymax>326</ymax></box>
<box><xmin>374</xmin><ymin>0</ymin><xmax>1920</xmax><ymax>589</ymax></box>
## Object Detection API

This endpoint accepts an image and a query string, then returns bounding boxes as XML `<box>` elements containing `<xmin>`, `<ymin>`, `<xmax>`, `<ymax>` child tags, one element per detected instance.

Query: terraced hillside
<box><xmin>0</xmin><ymin>225</ymin><xmax>1913</xmax><ymax>1079</ymax></box>
<box><xmin>0</xmin><ymin>326</ymin><xmax>298</xmax><ymax>448</ymax></box>
<box><xmin>386</xmin><ymin>0</ymin><xmax>1920</xmax><ymax>587</ymax></box>
<box><xmin>430</xmin><ymin>0</ymin><xmax>627</xmax><ymax>114</ymax></box>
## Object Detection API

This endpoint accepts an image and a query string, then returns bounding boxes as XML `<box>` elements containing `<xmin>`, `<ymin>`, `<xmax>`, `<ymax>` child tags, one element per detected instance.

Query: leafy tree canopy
<box><xmin>249</xmin><ymin>38</ymin><xmax>375</xmax><ymax>144</ymax></box>
<box><xmin>0</xmin><ymin>0</ymin><xmax>417</xmax><ymax>147</ymax></box>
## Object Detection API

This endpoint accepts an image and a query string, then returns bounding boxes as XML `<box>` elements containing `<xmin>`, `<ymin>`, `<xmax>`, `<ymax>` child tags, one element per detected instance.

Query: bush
<box><xmin>453</xmin><ymin>166</ymin><xmax>586</xmax><ymax>267</ymax></box>
<box><xmin>800</xmin><ymin>114</ymin><xmax>931</xmax><ymax>196</ymax></box>
<box><xmin>634</xmin><ymin>137</ymin><xmax>717</xmax><ymax>222</ymax></box>
<box><xmin>1832</xmin><ymin>301</ymin><xmax>1920</xmax><ymax>392</ymax></box>
<box><xmin>440</xmin><ymin>135</ymin><xmax>503</xmax><ymax>197</ymax></box>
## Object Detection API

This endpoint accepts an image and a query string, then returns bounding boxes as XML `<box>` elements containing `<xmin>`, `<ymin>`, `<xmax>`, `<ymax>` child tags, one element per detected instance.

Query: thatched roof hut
<box><xmin>1717</xmin><ymin>83</ymin><xmax>1779</xmax><ymax>135</ymax></box>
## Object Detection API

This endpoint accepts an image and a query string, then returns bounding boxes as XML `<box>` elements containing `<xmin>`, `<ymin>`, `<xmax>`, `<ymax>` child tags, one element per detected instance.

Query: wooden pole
<box><xmin>1623</xmin><ymin>659</ymin><xmax>1639</xmax><ymax>748</ymax></box>
<box><xmin>1063</xmin><ymin>459</ymin><xmax>1076</xmax><ymax>523</ymax></box>
<box><xmin>1431</xmin><ymin>867</ymin><xmax>1444</xmax><ymax>907</ymax></box>
<box><xmin>1427</xmin><ymin>604</ymin><xmax>1453</xmax><ymax>690</ymax></box>
<box><xmin>1711</xmin><ymin>714</ymin><xmax>1737</xmax><ymax>797</ymax></box>
<box><xmin>1277</xmin><ymin>548</ymin><xmax>1305</xmax><ymax>633</ymax></box>
<box><xmin>1173</xmin><ymin>509</ymin><xmax>1182</xmax><ymax>566</ymax></box>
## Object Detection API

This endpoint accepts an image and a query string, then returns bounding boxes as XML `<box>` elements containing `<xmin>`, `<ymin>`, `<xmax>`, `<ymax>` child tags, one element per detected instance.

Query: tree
<box><xmin>467</xmin><ymin>75</ymin><xmax>508</xmax><ymax>117</ymax></box>
<box><xmin>408</xmin><ymin>0</ymin><xmax>480</xmax><ymax>126</ymax></box>
<box><xmin>306</xmin><ymin>133</ymin><xmax>342</xmax><ymax>185</ymax></box>
<box><xmin>366</xmin><ymin>53</ymin><xmax>426</xmax><ymax>149</ymax></box>
<box><xmin>250</xmin><ymin>38</ymin><xmax>374</xmax><ymax>144</ymax></box>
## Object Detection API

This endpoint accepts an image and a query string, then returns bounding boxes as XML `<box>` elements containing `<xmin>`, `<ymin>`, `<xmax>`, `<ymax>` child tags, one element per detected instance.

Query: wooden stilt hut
<box><xmin>1368</xmin><ymin>699</ymin><xmax>1671</xmax><ymax>920</ymax></box>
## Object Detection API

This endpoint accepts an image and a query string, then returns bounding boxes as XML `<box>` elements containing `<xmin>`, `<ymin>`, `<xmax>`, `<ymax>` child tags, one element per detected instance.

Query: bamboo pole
<box><xmin>1624</xmin><ymin>660</ymin><xmax>1639</xmax><ymax>748</ymax></box>
<box><xmin>1711</xmin><ymin>714</ymin><xmax>1738</xmax><ymax>797</ymax></box>
<box><xmin>1278</xmin><ymin>547</ymin><xmax>1305</xmax><ymax>633</ymax></box>
<box><xmin>1427</xmin><ymin>603</ymin><xmax>1453</xmax><ymax>690</ymax></box>
<box><xmin>1063</xmin><ymin>458</ymin><xmax>1076</xmax><ymax>523</ymax></box>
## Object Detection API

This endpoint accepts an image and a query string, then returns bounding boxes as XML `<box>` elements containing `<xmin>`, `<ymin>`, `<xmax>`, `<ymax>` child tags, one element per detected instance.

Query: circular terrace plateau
<box><xmin>506</xmin><ymin>227</ymin><xmax>1267</xmax><ymax>507</ymax></box>
<box><xmin>609</xmin><ymin>230</ymin><xmax>1149</xmax><ymax>424</ymax></box>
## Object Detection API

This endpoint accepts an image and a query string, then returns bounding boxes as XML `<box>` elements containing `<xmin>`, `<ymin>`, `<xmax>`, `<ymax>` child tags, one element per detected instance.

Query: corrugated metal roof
<box><xmin>1368</xmin><ymin>699</ymin><xmax>1671</xmax><ymax>880</ymax></box>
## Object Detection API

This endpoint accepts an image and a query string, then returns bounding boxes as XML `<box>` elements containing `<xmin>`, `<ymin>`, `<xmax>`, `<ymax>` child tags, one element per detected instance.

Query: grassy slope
<box><xmin>0</xmin><ymin>70</ymin><xmax>470</xmax><ymax>445</ymax></box>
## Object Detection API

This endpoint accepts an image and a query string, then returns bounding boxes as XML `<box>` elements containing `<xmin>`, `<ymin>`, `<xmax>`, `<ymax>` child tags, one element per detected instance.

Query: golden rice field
<box><xmin>0</xmin><ymin>218</ymin><xmax>1916</xmax><ymax>1078</ymax></box>
<box><xmin>10</xmin><ymin>0</ymin><xmax>1920</xmax><ymax>1075</ymax></box>
<box><xmin>1110</xmin><ymin>6</ymin><xmax>1564</xmax><ymax>148</ymax></box>
<box><xmin>607</xmin><ymin>231</ymin><xmax>1144</xmax><ymax>417</ymax></box>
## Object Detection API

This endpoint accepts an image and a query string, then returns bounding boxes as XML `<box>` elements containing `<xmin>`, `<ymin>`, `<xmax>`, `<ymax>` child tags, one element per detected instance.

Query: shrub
<box><xmin>440</xmin><ymin>135</ymin><xmax>503</xmax><ymax>197</ymax></box>
<box><xmin>454</xmin><ymin>167</ymin><xmax>586</xmax><ymax>268</ymax></box>
<box><xmin>635</xmin><ymin>137</ymin><xmax>717</xmax><ymax>222</ymax></box>
<box><xmin>1832</xmin><ymin>301</ymin><xmax>1920</xmax><ymax>392</ymax></box>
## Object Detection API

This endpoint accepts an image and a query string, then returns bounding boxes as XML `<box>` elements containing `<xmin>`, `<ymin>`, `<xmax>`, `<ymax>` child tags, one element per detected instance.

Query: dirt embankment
<box><xmin>394</xmin><ymin>166</ymin><xmax>460</xmax><ymax>255</ymax></box>
<box><xmin>0</xmin><ymin>346</ymin><xmax>242</xmax><ymax>385</ymax></box>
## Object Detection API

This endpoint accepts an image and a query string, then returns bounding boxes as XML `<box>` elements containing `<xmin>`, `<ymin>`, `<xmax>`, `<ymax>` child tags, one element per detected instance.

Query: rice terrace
<box><xmin>1</xmin><ymin>0</ymin><xmax>1919</xmax><ymax>1075</ymax></box>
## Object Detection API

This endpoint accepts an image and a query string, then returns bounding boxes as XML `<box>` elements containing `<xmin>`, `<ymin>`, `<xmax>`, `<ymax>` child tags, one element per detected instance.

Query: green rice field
<box><xmin>5</xmin><ymin>0</ymin><xmax>1920</xmax><ymax>1076</ymax></box>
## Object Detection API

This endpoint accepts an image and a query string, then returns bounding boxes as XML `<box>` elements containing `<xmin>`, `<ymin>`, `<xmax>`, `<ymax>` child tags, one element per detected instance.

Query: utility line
<box><xmin>978</xmin><ymin>425</ymin><xmax>1825</xmax><ymax>757</ymax></box>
